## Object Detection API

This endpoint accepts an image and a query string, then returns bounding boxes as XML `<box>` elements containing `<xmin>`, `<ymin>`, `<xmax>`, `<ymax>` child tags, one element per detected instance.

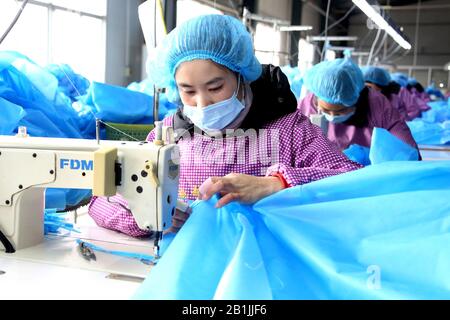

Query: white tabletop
<box><xmin>0</xmin><ymin>209</ymin><xmax>155</xmax><ymax>299</ymax></box>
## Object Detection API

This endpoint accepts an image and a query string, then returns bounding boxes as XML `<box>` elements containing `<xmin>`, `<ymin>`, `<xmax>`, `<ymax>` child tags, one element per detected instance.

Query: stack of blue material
<box><xmin>407</xmin><ymin>98</ymin><xmax>450</xmax><ymax>145</ymax></box>
<box><xmin>280</xmin><ymin>65</ymin><xmax>303</xmax><ymax>99</ymax></box>
<box><xmin>343</xmin><ymin>127</ymin><xmax>419</xmax><ymax>166</ymax></box>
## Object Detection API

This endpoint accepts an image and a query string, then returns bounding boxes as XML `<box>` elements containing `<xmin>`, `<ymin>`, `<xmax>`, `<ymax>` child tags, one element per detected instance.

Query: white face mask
<box><xmin>182</xmin><ymin>77</ymin><xmax>244</xmax><ymax>131</ymax></box>
<box><xmin>323</xmin><ymin>110</ymin><xmax>355</xmax><ymax>123</ymax></box>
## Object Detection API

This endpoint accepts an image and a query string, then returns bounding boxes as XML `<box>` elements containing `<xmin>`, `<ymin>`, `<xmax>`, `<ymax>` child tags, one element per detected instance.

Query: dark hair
<box><xmin>381</xmin><ymin>81</ymin><xmax>401</xmax><ymax>97</ymax></box>
<box><xmin>406</xmin><ymin>82</ymin><xmax>424</xmax><ymax>93</ymax></box>
<box><xmin>344</xmin><ymin>86</ymin><xmax>370</xmax><ymax>128</ymax></box>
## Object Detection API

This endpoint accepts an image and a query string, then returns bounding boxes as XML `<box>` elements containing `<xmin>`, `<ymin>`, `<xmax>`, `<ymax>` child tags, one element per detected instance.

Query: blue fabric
<box><xmin>79</xmin><ymin>81</ymin><xmax>154</xmax><ymax>124</ymax></box>
<box><xmin>344</xmin><ymin>128</ymin><xmax>419</xmax><ymax>165</ymax></box>
<box><xmin>127</xmin><ymin>78</ymin><xmax>179</xmax><ymax>117</ymax></box>
<box><xmin>390</xmin><ymin>72</ymin><xmax>408</xmax><ymax>87</ymax></box>
<box><xmin>425</xmin><ymin>85</ymin><xmax>445</xmax><ymax>100</ymax></box>
<box><xmin>407</xmin><ymin>120</ymin><xmax>448</xmax><ymax>145</ymax></box>
<box><xmin>304</xmin><ymin>58</ymin><xmax>364</xmax><ymax>107</ymax></box>
<box><xmin>0</xmin><ymin>51</ymin><xmax>84</xmax><ymax>139</ymax></box>
<box><xmin>343</xmin><ymin>144</ymin><xmax>370</xmax><ymax>166</ymax></box>
<box><xmin>46</xmin><ymin>64</ymin><xmax>90</xmax><ymax>101</ymax></box>
<box><xmin>44</xmin><ymin>209</ymin><xmax>80</xmax><ymax>235</ymax></box>
<box><xmin>369</xmin><ymin>127</ymin><xmax>419</xmax><ymax>162</ymax></box>
<box><xmin>280</xmin><ymin>65</ymin><xmax>303</xmax><ymax>99</ymax></box>
<box><xmin>134</xmin><ymin>161</ymin><xmax>450</xmax><ymax>299</ymax></box>
<box><xmin>45</xmin><ymin>188</ymin><xmax>92</xmax><ymax>210</ymax></box>
<box><xmin>0</xmin><ymin>97</ymin><xmax>26</xmax><ymax>134</ymax></box>
<box><xmin>361</xmin><ymin>66</ymin><xmax>390</xmax><ymax>87</ymax></box>
<box><xmin>146</xmin><ymin>14</ymin><xmax>262</xmax><ymax>103</ymax></box>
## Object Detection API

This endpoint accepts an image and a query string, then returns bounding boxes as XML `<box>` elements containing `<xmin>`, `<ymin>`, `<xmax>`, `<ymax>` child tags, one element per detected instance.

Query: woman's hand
<box><xmin>199</xmin><ymin>173</ymin><xmax>284</xmax><ymax>208</ymax></box>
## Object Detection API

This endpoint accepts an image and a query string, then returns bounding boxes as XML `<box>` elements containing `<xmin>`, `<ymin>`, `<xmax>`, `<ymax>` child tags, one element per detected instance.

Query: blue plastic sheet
<box><xmin>407</xmin><ymin>120</ymin><xmax>450</xmax><ymax>145</ymax></box>
<box><xmin>369</xmin><ymin>127</ymin><xmax>419</xmax><ymax>163</ymax></box>
<box><xmin>45</xmin><ymin>188</ymin><xmax>91</xmax><ymax>210</ymax></box>
<box><xmin>44</xmin><ymin>208</ymin><xmax>80</xmax><ymax>235</ymax></box>
<box><xmin>280</xmin><ymin>65</ymin><xmax>303</xmax><ymax>99</ymax></box>
<box><xmin>0</xmin><ymin>96</ymin><xmax>26</xmax><ymax>134</ymax></box>
<box><xmin>343</xmin><ymin>127</ymin><xmax>418</xmax><ymax>165</ymax></box>
<box><xmin>0</xmin><ymin>51</ymin><xmax>84</xmax><ymax>138</ymax></box>
<box><xmin>343</xmin><ymin>144</ymin><xmax>370</xmax><ymax>166</ymax></box>
<box><xmin>134</xmin><ymin>160</ymin><xmax>450</xmax><ymax>300</ymax></box>
<box><xmin>127</xmin><ymin>78</ymin><xmax>178</xmax><ymax>117</ymax></box>
<box><xmin>46</xmin><ymin>64</ymin><xmax>90</xmax><ymax>101</ymax></box>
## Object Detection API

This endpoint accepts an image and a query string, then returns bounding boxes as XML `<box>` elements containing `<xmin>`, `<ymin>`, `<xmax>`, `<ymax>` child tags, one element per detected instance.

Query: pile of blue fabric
<box><xmin>280</xmin><ymin>65</ymin><xmax>303</xmax><ymax>99</ymax></box>
<box><xmin>343</xmin><ymin>127</ymin><xmax>419</xmax><ymax>166</ymax></box>
<box><xmin>407</xmin><ymin>98</ymin><xmax>450</xmax><ymax>145</ymax></box>
<box><xmin>134</xmin><ymin>160</ymin><xmax>450</xmax><ymax>300</ymax></box>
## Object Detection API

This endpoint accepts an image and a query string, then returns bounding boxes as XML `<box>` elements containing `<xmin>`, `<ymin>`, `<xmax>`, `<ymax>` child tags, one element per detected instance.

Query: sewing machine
<box><xmin>0</xmin><ymin>125</ymin><xmax>179</xmax><ymax>258</ymax></box>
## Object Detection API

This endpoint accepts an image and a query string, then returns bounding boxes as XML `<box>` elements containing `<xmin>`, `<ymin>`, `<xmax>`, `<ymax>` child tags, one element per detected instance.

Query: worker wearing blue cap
<box><xmin>298</xmin><ymin>58</ymin><xmax>418</xmax><ymax>152</ymax></box>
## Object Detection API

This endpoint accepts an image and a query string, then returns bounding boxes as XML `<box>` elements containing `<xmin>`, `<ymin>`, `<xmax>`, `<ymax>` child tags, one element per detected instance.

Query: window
<box><xmin>176</xmin><ymin>0</ymin><xmax>223</xmax><ymax>25</ymax></box>
<box><xmin>0</xmin><ymin>0</ymin><xmax>106</xmax><ymax>82</ymax></box>
<box><xmin>253</xmin><ymin>22</ymin><xmax>284</xmax><ymax>66</ymax></box>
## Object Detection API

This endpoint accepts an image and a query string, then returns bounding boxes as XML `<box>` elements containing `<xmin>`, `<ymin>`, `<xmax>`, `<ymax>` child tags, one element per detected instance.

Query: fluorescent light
<box><xmin>279</xmin><ymin>26</ymin><xmax>313</xmax><ymax>32</ymax></box>
<box><xmin>352</xmin><ymin>0</ymin><xmax>412</xmax><ymax>50</ymax></box>
<box><xmin>309</xmin><ymin>36</ymin><xmax>358</xmax><ymax>41</ymax></box>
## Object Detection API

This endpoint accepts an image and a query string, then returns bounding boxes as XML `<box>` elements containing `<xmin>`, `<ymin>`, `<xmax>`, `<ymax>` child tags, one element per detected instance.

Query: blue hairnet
<box><xmin>361</xmin><ymin>66</ymin><xmax>390</xmax><ymax>87</ymax></box>
<box><xmin>304</xmin><ymin>58</ymin><xmax>365</xmax><ymax>107</ymax></box>
<box><xmin>408</xmin><ymin>77</ymin><xmax>418</xmax><ymax>85</ymax></box>
<box><xmin>146</xmin><ymin>14</ymin><xmax>262</xmax><ymax>103</ymax></box>
<box><xmin>391</xmin><ymin>72</ymin><xmax>408</xmax><ymax>87</ymax></box>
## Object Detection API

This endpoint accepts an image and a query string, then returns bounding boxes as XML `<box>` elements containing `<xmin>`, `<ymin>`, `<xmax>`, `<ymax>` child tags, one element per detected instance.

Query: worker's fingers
<box><xmin>201</xmin><ymin>178</ymin><xmax>226</xmax><ymax>200</ymax></box>
<box><xmin>215</xmin><ymin>192</ymin><xmax>240</xmax><ymax>208</ymax></box>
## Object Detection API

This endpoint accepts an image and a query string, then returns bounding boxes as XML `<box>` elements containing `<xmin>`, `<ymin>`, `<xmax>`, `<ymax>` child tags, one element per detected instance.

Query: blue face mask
<box><xmin>182</xmin><ymin>78</ymin><xmax>244</xmax><ymax>131</ymax></box>
<box><xmin>323</xmin><ymin>110</ymin><xmax>355</xmax><ymax>124</ymax></box>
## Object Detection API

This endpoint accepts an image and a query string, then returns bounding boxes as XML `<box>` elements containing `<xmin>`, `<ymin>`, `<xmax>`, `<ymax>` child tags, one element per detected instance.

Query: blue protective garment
<box><xmin>407</xmin><ymin>100</ymin><xmax>450</xmax><ymax>145</ymax></box>
<box><xmin>0</xmin><ymin>97</ymin><xmax>26</xmax><ymax>134</ymax></box>
<box><xmin>391</xmin><ymin>72</ymin><xmax>408</xmax><ymax>87</ymax></box>
<box><xmin>146</xmin><ymin>14</ymin><xmax>262</xmax><ymax>103</ymax></box>
<box><xmin>79</xmin><ymin>81</ymin><xmax>154</xmax><ymax>124</ymax></box>
<box><xmin>134</xmin><ymin>161</ymin><xmax>450</xmax><ymax>300</ymax></box>
<box><xmin>46</xmin><ymin>64</ymin><xmax>90</xmax><ymax>101</ymax></box>
<box><xmin>0</xmin><ymin>51</ymin><xmax>84</xmax><ymax>139</ymax></box>
<box><xmin>343</xmin><ymin>127</ymin><xmax>419</xmax><ymax>165</ymax></box>
<box><xmin>44</xmin><ymin>209</ymin><xmax>80</xmax><ymax>235</ymax></box>
<box><xmin>343</xmin><ymin>144</ymin><xmax>371</xmax><ymax>166</ymax></box>
<box><xmin>303</xmin><ymin>58</ymin><xmax>365</xmax><ymax>107</ymax></box>
<box><xmin>369</xmin><ymin>127</ymin><xmax>419</xmax><ymax>162</ymax></box>
<box><xmin>45</xmin><ymin>188</ymin><xmax>92</xmax><ymax>211</ymax></box>
<box><xmin>361</xmin><ymin>66</ymin><xmax>390</xmax><ymax>87</ymax></box>
<box><xmin>280</xmin><ymin>65</ymin><xmax>303</xmax><ymax>99</ymax></box>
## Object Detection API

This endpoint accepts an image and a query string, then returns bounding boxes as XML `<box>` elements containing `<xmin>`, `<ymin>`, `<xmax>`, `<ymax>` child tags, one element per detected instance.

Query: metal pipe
<box><xmin>413</xmin><ymin>0</ymin><xmax>421</xmax><ymax>67</ymax></box>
